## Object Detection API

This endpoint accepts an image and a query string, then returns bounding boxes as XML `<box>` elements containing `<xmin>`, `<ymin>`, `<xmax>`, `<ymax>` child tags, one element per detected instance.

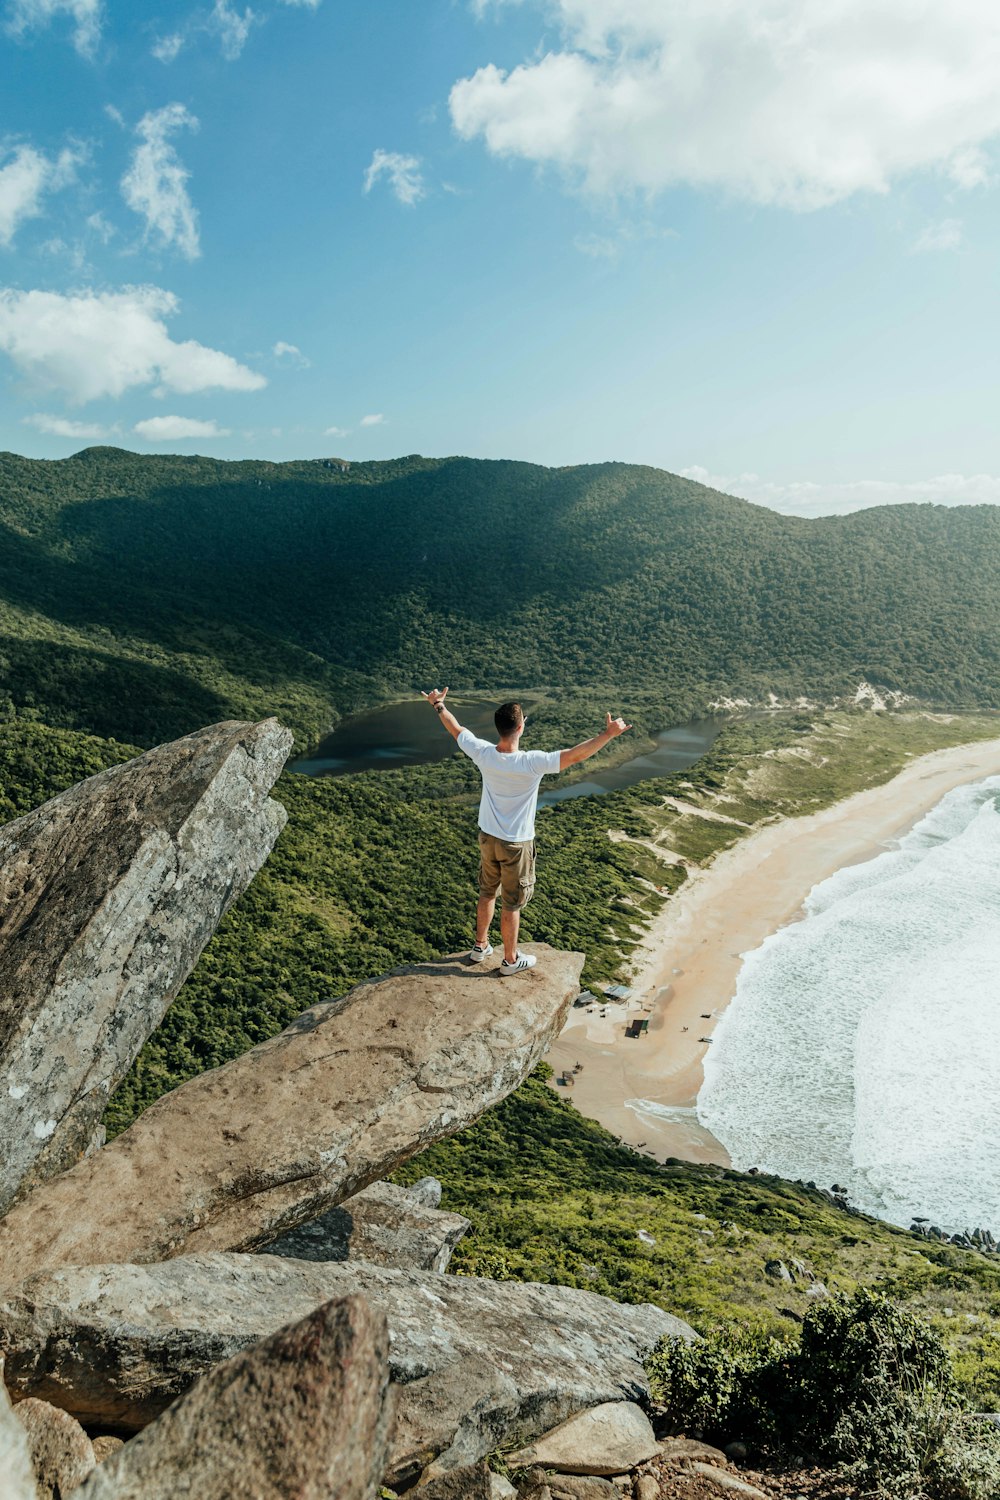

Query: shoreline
<box><xmin>544</xmin><ymin>734</ymin><xmax>1000</xmax><ymax>1166</ymax></box>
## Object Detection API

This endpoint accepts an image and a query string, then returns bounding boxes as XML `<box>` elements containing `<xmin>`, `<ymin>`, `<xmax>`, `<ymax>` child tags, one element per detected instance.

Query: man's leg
<box><xmin>476</xmin><ymin>892</ymin><xmax>496</xmax><ymax>947</ymax></box>
<box><xmin>500</xmin><ymin>904</ymin><xmax>521</xmax><ymax>965</ymax></box>
<box><xmin>472</xmin><ymin>834</ymin><xmax>501</xmax><ymax>955</ymax></box>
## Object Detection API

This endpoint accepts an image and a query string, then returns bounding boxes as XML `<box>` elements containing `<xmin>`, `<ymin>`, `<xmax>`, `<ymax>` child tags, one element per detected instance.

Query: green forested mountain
<box><xmin>1</xmin><ymin>447</ymin><xmax>999</xmax><ymax>745</ymax></box>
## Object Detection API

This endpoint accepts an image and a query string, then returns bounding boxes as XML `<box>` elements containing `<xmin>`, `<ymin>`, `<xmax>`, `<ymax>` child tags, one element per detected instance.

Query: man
<box><xmin>422</xmin><ymin>689</ymin><xmax>632</xmax><ymax>973</ymax></box>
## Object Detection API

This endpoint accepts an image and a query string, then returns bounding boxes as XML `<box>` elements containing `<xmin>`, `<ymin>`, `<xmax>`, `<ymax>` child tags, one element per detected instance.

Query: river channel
<box><xmin>291</xmin><ymin>700</ymin><xmax>725</xmax><ymax>804</ymax></box>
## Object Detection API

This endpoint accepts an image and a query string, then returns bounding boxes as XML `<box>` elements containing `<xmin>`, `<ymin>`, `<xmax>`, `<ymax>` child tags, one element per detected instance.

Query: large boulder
<box><xmin>12</xmin><ymin>1398</ymin><xmax>95</xmax><ymax>1498</ymax></box>
<box><xmin>0</xmin><ymin>1252</ymin><xmax>695</xmax><ymax>1484</ymax></box>
<box><xmin>0</xmin><ymin>718</ymin><xmax>291</xmax><ymax>1212</ymax></box>
<box><xmin>0</xmin><ymin>1358</ymin><xmax>39</xmax><ymax>1500</ymax></box>
<box><xmin>258</xmin><ymin>1180</ymin><xmax>471</xmax><ymax>1272</ymax></box>
<box><xmin>75</xmin><ymin>1294</ymin><xmax>392</xmax><ymax>1500</ymax></box>
<box><xmin>506</xmin><ymin>1402</ymin><xmax>660</xmax><ymax>1475</ymax></box>
<box><xmin>0</xmin><ymin>948</ymin><xmax>581</xmax><ymax>1283</ymax></box>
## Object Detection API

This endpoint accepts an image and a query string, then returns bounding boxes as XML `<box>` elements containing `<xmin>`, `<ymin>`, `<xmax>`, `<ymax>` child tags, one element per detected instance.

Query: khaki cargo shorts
<box><xmin>478</xmin><ymin>831</ymin><xmax>536</xmax><ymax>911</ymax></box>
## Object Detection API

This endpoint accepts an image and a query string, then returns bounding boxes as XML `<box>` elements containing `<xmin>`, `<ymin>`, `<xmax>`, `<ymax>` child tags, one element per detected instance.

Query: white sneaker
<box><xmin>499</xmin><ymin>952</ymin><xmax>537</xmax><ymax>975</ymax></box>
<box><xmin>468</xmin><ymin>942</ymin><xmax>494</xmax><ymax>963</ymax></box>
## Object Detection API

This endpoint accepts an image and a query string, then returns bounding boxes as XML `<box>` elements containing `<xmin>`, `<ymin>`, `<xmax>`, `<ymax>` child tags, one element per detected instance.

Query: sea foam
<box><xmin>697</xmin><ymin>776</ymin><xmax>1000</xmax><ymax>1232</ymax></box>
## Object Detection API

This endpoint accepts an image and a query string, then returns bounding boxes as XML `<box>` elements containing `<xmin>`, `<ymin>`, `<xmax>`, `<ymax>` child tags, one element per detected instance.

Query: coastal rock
<box><xmin>406</xmin><ymin>1175</ymin><xmax>444</xmax><ymax>1208</ymax></box>
<box><xmin>0</xmin><ymin>1360</ymin><xmax>40</xmax><ymax>1500</ymax></box>
<box><xmin>0</xmin><ymin>718</ymin><xmax>291</xmax><ymax>1212</ymax></box>
<box><xmin>74</xmin><ymin>1294</ymin><xmax>392</xmax><ymax>1500</ymax></box>
<box><xmin>13</xmin><ymin>1398</ymin><xmax>95</xmax><ymax>1498</ymax></box>
<box><xmin>658</xmin><ymin>1439</ymin><xmax>729</xmax><ymax>1467</ymax></box>
<box><xmin>688</xmin><ymin>1463</ymin><xmax>767</xmax><ymax>1498</ymax></box>
<box><xmin>506</xmin><ymin>1402</ymin><xmax>661</xmax><ymax>1475</ymax></box>
<box><xmin>91</xmin><ymin>1437</ymin><xmax>124</xmax><ymax>1463</ymax></box>
<box><xmin>547</xmin><ymin>1479</ymin><xmax>619</xmax><ymax>1500</ymax></box>
<box><xmin>258</xmin><ymin>1180</ymin><xmax>470</xmax><ymax>1272</ymax></box>
<box><xmin>0</xmin><ymin>947</ymin><xmax>581</xmax><ymax>1283</ymax></box>
<box><xmin>416</xmin><ymin>1462</ymin><xmax>514</xmax><ymax>1500</ymax></box>
<box><xmin>0</xmin><ymin>1251</ymin><xmax>693</xmax><ymax>1482</ymax></box>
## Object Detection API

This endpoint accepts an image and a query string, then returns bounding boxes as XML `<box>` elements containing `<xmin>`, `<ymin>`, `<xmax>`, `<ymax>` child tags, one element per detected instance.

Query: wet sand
<box><xmin>544</xmin><ymin>735</ymin><xmax>1000</xmax><ymax>1165</ymax></box>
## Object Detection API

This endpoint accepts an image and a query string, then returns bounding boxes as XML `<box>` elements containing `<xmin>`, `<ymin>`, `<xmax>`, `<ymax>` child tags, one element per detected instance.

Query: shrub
<box><xmin>644</xmin><ymin>1326</ymin><xmax>792</xmax><ymax>1447</ymax></box>
<box><xmin>796</xmin><ymin>1289</ymin><xmax>956</xmax><ymax>1476</ymax></box>
<box><xmin>645</xmin><ymin>1292</ymin><xmax>1000</xmax><ymax>1498</ymax></box>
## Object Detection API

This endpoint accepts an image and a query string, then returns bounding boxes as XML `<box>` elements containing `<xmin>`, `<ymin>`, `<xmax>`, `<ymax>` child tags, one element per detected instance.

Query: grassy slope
<box><xmin>3</xmin><ymin>706</ymin><xmax>999</xmax><ymax>1401</ymax></box>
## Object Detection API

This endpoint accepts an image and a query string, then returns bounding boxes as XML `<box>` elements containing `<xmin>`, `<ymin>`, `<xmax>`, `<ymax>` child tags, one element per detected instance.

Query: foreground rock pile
<box><xmin>0</xmin><ymin>719</ymin><xmax>701</xmax><ymax>1498</ymax></box>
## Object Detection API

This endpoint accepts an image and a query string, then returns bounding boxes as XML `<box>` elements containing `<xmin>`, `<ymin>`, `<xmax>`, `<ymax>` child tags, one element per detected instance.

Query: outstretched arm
<box><xmin>422</xmin><ymin>687</ymin><xmax>464</xmax><ymax>742</ymax></box>
<box><xmin>559</xmin><ymin>712</ymin><xmax>632</xmax><ymax>771</ymax></box>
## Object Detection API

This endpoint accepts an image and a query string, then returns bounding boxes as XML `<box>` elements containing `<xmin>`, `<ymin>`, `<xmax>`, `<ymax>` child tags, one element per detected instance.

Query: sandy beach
<box><xmin>545</xmin><ymin>734</ymin><xmax>1000</xmax><ymax>1166</ymax></box>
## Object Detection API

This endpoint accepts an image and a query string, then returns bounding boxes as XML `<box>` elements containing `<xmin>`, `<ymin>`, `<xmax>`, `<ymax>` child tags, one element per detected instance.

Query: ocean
<box><xmin>697</xmin><ymin>775</ymin><xmax>1000</xmax><ymax>1234</ymax></box>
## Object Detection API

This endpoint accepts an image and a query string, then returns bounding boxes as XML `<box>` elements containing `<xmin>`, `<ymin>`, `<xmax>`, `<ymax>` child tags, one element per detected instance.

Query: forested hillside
<box><xmin>2</xmin><ymin>448</ymin><xmax>999</xmax><ymax>746</ymax></box>
<box><xmin>3</xmin><ymin>709</ymin><xmax>1000</xmax><ymax>1407</ymax></box>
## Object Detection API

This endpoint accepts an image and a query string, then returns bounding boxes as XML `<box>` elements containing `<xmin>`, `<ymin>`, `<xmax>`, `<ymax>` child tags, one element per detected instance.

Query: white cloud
<box><xmin>121</xmin><ymin>104</ymin><xmax>200</xmax><ymax>260</ymax></box>
<box><xmin>452</xmin><ymin>1</ymin><xmax>1000</xmax><ymax>209</ymax></box>
<box><xmin>6</xmin><ymin>0</ymin><xmax>101</xmax><ymax>56</ymax></box>
<box><xmin>209</xmin><ymin>0</ymin><xmax>257</xmax><ymax>60</ymax></box>
<box><xmin>278</xmin><ymin>0</ymin><xmax>321</xmax><ymax>7</ymax></box>
<box><xmin>680</xmin><ymin>464</ymin><xmax>1000</xmax><ymax>518</ymax></box>
<box><xmin>573</xmin><ymin>232</ymin><xmax>620</xmax><ymax>261</ymax></box>
<box><xmin>573</xmin><ymin>219</ymin><xmax>677</xmax><ymax>260</ymax></box>
<box><xmin>85</xmin><ymin>210</ymin><xmax>114</xmax><ymax>242</ymax></box>
<box><xmin>22</xmin><ymin>411</ymin><xmax>114</xmax><ymax>439</ymax></box>
<box><xmin>324</xmin><ymin>424</ymin><xmax>349</xmax><ymax>436</ymax></box>
<box><xmin>360</xmin><ymin>412</ymin><xmax>385</xmax><ymax>426</ymax></box>
<box><xmin>273</xmin><ymin>339</ymin><xmax>310</xmax><ymax>366</ymax></box>
<box><xmin>134</xmin><ymin>415</ymin><xmax>230</xmax><ymax>441</ymax></box>
<box><xmin>151</xmin><ymin>31</ymin><xmax>184</xmax><ymax>63</ymax></box>
<box><xmin>0</xmin><ymin>143</ymin><xmax>79</xmax><ymax>247</ymax></box>
<box><xmin>0</xmin><ymin>285</ymin><xmax>266</xmax><ymax>404</ymax></box>
<box><xmin>912</xmin><ymin>218</ymin><xmax>964</xmax><ymax>253</ymax></box>
<box><xmin>363</xmin><ymin>149</ymin><xmax>425</xmax><ymax>206</ymax></box>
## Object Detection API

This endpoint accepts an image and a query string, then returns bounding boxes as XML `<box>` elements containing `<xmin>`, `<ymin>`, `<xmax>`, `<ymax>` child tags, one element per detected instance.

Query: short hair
<box><xmin>495</xmin><ymin>701</ymin><xmax>524</xmax><ymax>737</ymax></box>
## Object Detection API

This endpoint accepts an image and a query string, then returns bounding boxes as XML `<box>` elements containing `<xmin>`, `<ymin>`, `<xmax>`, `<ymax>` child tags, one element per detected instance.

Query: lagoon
<box><xmin>291</xmin><ymin>699</ymin><xmax>725</xmax><ymax>800</ymax></box>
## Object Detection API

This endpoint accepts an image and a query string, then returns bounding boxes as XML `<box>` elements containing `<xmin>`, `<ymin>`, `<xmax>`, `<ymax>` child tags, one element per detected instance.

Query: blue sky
<box><xmin>3</xmin><ymin>0</ymin><xmax>1000</xmax><ymax>514</ymax></box>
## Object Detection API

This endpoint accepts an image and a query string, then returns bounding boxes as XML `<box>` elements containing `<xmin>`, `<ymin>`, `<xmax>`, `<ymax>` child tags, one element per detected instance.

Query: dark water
<box><xmin>539</xmin><ymin>718</ymin><xmax>724</xmax><ymax>806</ymax></box>
<box><xmin>291</xmin><ymin>699</ymin><xmax>506</xmax><ymax>776</ymax></box>
<box><xmin>292</xmin><ymin>699</ymin><xmax>724</xmax><ymax>800</ymax></box>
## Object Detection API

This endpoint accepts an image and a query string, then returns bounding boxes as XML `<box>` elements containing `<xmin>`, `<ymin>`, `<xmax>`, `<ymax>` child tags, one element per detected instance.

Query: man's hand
<box><xmin>422</xmin><ymin>687</ymin><xmax>463</xmax><ymax>741</ymax></box>
<box><xmin>559</xmin><ymin>711</ymin><xmax>633</xmax><ymax>770</ymax></box>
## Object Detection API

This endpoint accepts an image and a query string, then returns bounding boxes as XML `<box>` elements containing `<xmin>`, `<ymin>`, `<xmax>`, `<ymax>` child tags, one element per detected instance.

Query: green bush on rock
<box><xmin>647</xmin><ymin>1290</ymin><xmax>1000</xmax><ymax>1498</ymax></box>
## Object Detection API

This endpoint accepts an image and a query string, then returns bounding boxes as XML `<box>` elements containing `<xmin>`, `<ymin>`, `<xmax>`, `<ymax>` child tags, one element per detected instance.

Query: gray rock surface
<box><xmin>91</xmin><ymin>1437</ymin><xmax>124</xmax><ymax>1464</ymax></box>
<box><xmin>688</xmin><ymin>1463</ymin><xmax>767</xmax><ymax>1498</ymax></box>
<box><xmin>0</xmin><ymin>1360</ymin><xmax>39</xmax><ymax>1500</ymax></box>
<box><xmin>0</xmin><ymin>718</ymin><xmax>291</xmax><ymax>1212</ymax></box>
<box><xmin>548</xmin><ymin>1478</ymin><xmax>619</xmax><ymax>1500</ymax></box>
<box><xmin>405</xmin><ymin>1175</ymin><xmax>444</xmax><ymax>1208</ymax></box>
<box><xmin>13</xmin><ymin>1398</ymin><xmax>95</xmax><ymax>1498</ymax></box>
<box><xmin>0</xmin><ymin>948</ymin><xmax>581</xmax><ymax>1284</ymax></box>
<box><xmin>658</xmin><ymin>1439</ymin><xmax>729</xmax><ymax>1466</ymax></box>
<box><xmin>415</xmin><ymin>1462</ymin><xmax>495</xmax><ymax>1500</ymax></box>
<box><xmin>507</xmin><ymin>1402</ymin><xmax>660</xmax><ymax>1476</ymax></box>
<box><xmin>0</xmin><ymin>1251</ymin><xmax>694</xmax><ymax>1483</ymax></box>
<box><xmin>75</xmin><ymin>1294</ymin><xmax>392</xmax><ymax>1500</ymax></box>
<box><xmin>259</xmin><ymin>1180</ymin><xmax>470</xmax><ymax>1272</ymax></box>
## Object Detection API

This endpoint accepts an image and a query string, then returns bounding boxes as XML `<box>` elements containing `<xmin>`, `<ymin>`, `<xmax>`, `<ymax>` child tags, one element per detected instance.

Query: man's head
<box><xmin>495</xmin><ymin>701</ymin><xmax>524</xmax><ymax>740</ymax></box>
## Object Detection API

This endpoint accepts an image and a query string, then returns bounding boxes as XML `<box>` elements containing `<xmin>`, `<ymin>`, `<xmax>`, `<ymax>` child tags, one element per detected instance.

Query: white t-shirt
<box><xmin>457</xmin><ymin>729</ymin><xmax>562</xmax><ymax>842</ymax></box>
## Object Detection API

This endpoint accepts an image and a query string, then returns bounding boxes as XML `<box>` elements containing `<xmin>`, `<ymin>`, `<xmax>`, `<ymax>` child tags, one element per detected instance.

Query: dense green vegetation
<box><xmin>4</xmin><ymin>706</ymin><xmax>1000</xmax><ymax>1412</ymax></box>
<box><xmin>5</xmin><ymin>446</ymin><xmax>1000</xmax><ymax>1450</ymax></box>
<box><xmin>647</xmin><ymin>1292</ymin><xmax>1000</xmax><ymax>1497</ymax></box>
<box><xmin>2</xmin><ymin>448</ymin><xmax>1000</xmax><ymax>747</ymax></box>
